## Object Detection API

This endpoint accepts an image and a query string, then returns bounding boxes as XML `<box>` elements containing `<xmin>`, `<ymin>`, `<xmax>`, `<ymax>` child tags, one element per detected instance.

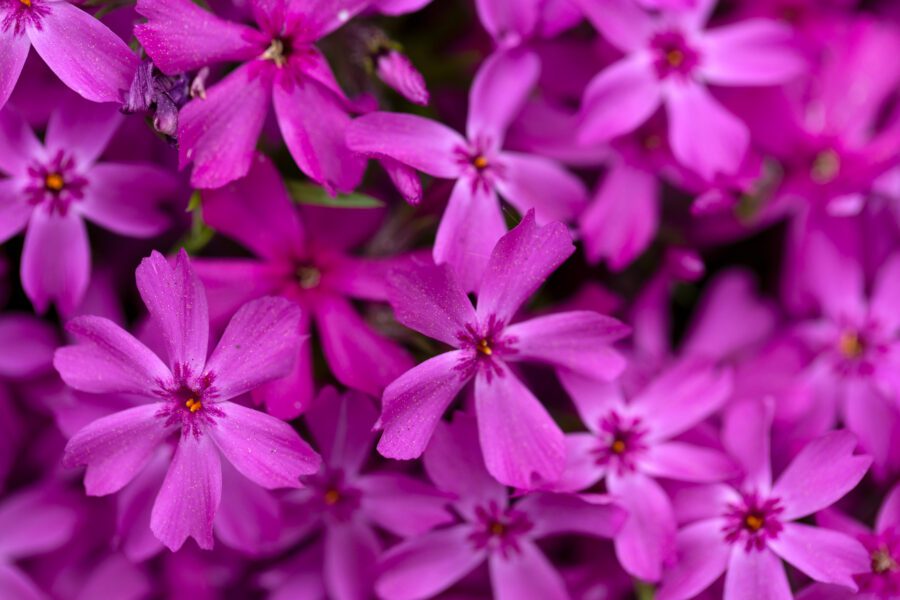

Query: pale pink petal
<box><xmin>495</xmin><ymin>151</ymin><xmax>587</xmax><ymax>222</ymax></box>
<box><xmin>323</xmin><ymin>522</ymin><xmax>380</xmax><ymax>600</ymax></box>
<box><xmin>375</xmin><ymin>525</ymin><xmax>485</xmax><ymax>600</ymax></box>
<box><xmin>21</xmin><ymin>209</ymin><xmax>90</xmax><ymax>315</ymax></box>
<box><xmin>377</xmin><ymin>351</ymin><xmax>469</xmax><ymax>460</ymax></box>
<box><xmin>201</xmin><ymin>153</ymin><xmax>305</xmax><ymax>260</ymax></box>
<box><xmin>55</xmin><ymin>315</ymin><xmax>170</xmax><ymax>396</ymax></box>
<box><xmin>656</xmin><ymin>519</ymin><xmax>731</xmax><ymax>600</ymax></box>
<box><xmin>0</xmin><ymin>33</ymin><xmax>29</xmax><ymax>112</ymax></box>
<box><xmin>208</xmin><ymin>401</ymin><xmax>319</xmax><ymax>489</ymax></box>
<box><xmin>357</xmin><ymin>472</ymin><xmax>454</xmax><ymax>537</ymax></box>
<box><xmin>466</xmin><ymin>49</ymin><xmax>540</xmax><ymax>148</ymax></box>
<box><xmin>80</xmin><ymin>164</ymin><xmax>174</xmax><ymax>237</ymax></box>
<box><xmin>579</xmin><ymin>56</ymin><xmax>661</xmax><ymax>144</ymax></box>
<box><xmin>273</xmin><ymin>74</ymin><xmax>365</xmax><ymax>194</ymax></box>
<box><xmin>517</xmin><ymin>492</ymin><xmax>626</xmax><ymax>540</ymax></box>
<box><xmin>549</xmin><ymin>433</ymin><xmax>605</xmax><ymax>492</ymax></box>
<box><xmin>570</xmin><ymin>0</ymin><xmax>656</xmax><ymax>51</ymax></box>
<box><xmin>0</xmin><ymin>107</ymin><xmax>42</xmax><ymax>176</ymax></box>
<box><xmin>772</xmin><ymin>431</ymin><xmax>871</xmax><ymax>521</ymax></box>
<box><xmin>44</xmin><ymin>100</ymin><xmax>122</xmax><ymax>167</ymax></box>
<box><xmin>346</xmin><ymin>112</ymin><xmax>465</xmax><ymax>178</ymax></box>
<box><xmin>136</xmin><ymin>250</ymin><xmax>209</xmax><ymax>374</ymax></box>
<box><xmin>580</xmin><ymin>162</ymin><xmax>659</xmax><ymax>270</ymax></box>
<box><xmin>723</xmin><ymin>548</ymin><xmax>792</xmax><ymax>600</ymax></box>
<box><xmin>475</xmin><ymin>0</ymin><xmax>538</xmax><ymax>45</ymax></box>
<box><xmin>503</xmin><ymin>311</ymin><xmax>629</xmax><ymax>380</ymax></box>
<box><xmin>205</xmin><ymin>297</ymin><xmax>304</xmax><ymax>401</ymax></box>
<box><xmin>768</xmin><ymin>523</ymin><xmax>867</xmax><ymax>589</ymax></box>
<box><xmin>178</xmin><ymin>63</ymin><xmax>273</xmax><ymax>189</ymax></box>
<box><xmin>666</xmin><ymin>81</ymin><xmax>750</xmax><ymax>180</ymax></box>
<box><xmin>642</xmin><ymin>442</ymin><xmax>739</xmax><ymax>483</ymax></box>
<box><xmin>489</xmin><ymin>540</ymin><xmax>568</xmax><ymax>600</ymax></box>
<box><xmin>0</xmin><ymin>179</ymin><xmax>31</xmax><ymax>244</ymax></box>
<box><xmin>608</xmin><ymin>473</ymin><xmax>676</xmax><ymax>582</ymax></box>
<box><xmin>313</xmin><ymin>295</ymin><xmax>413</xmax><ymax>398</ymax></box>
<box><xmin>723</xmin><ymin>399</ymin><xmax>773</xmax><ymax>493</ymax></box>
<box><xmin>135</xmin><ymin>0</ymin><xmax>264</xmax><ymax>74</ymax></box>
<box><xmin>286</xmin><ymin>0</ymin><xmax>370</xmax><ymax>40</ymax></box>
<box><xmin>476</xmin><ymin>210</ymin><xmax>574</xmax><ymax>324</ymax></box>
<box><xmin>27</xmin><ymin>2</ymin><xmax>138</xmax><ymax>103</ymax></box>
<box><xmin>434</xmin><ymin>180</ymin><xmax>506</xmax><ymax>293</ymax></box>
<box><xmin>376</xmin><ymin>50</ymin><xmax>429</xmax><ymax>106</ymax></box>
<box><xmin>699</xmin><ymin>20</ymin><xmax>805</xmax><ymax>86</ymax></box>
<box><xmin>386</xmin><ymin>259</ymin><xmax>476</xmax><ymax>347</ymax></box>
<box><xmin>672</xmin><ymin>484</ymin><xmax>740</xmax><ymax>523</ymax></box>
<box><xmin>475</xmin><ymin>364</ymin><xmax>565</xmax><ymax>488</ymax></box>
<box><xmin>63</xmin><ymin>404</ymin><xmax>172</xmax><ymax>495</ymax></box>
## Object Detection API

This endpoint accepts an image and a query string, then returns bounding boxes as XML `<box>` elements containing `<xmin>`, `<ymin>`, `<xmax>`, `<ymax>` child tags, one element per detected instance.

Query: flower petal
<box><xmin>495</xmin><ymin>151</ymin><xmax>587</xmax><ymax>223</ymax></box>
<box><xmin>252</xmin><ymin>316</ymin><xmax>314</xmax><ymax>420</ymax></box>
<box><xmin>306</xmin><ymin>387</ymin><xmax>377</xmax><ymax>475</ymax></box>
<box><xmin>656</xmin><ymin>519</ymin><xmax>731</xmax><ymax>600</ymax></box>
<box><xmin>466</xmin><ymin>49</ymin><xmax>540</xmax><ymax>148</ymax></box>
<box><xmin>357</xmin><ymin>472</ymin><xmax>455</xmax><ymax>537</ymax></box>
<box><xmin>346</xmin><ymin>112</ymin><xmax>465</xmax><ymax>178</ymax></box>
<box><xmin>377</xmin><ymin>350</ymin><xmax>469</xmax><ymax>460</ymax></box>
<box><xmin>870</xmin><ymin>253</ymin><xmax>900</xmax><ymax>332</ymax></box>
<box><xmin>0</xmin><ymin>180</ymin><xmax>29</xmax><ymax>243</ymax></box>
<box><xmin>768</xmin><ymin>523</ymin><xmax>867</xmax><ymax>589</ymax></box>
<box><xmin>723</xmin><ymin>548</ymin><xmax>792</xmax><ymax>600</ymax></box>
<box><xmin>0</xmin><ymin>487</ymin><xmax>77</xmax><ymax>559</ymax></box>
<box><xmin>0</xmin><ymin>565</ymin><xmax>44</xmax><ymax>600</ymax></box>
<box><xmin>0</xmin><ymin>313</ymin><xmax>57</xmax><ymax>379</ymax></box>
<box><xmin>135</xmin><ymin>0</ymin><xmax>263</xmax><ymax>74</ymax></box>
<box><xmin>80</xmin><ymin>164</ymin><xmax>174</xmax><ymax>237</ymax></box>
<box><xmin>579</xmin><ymin>55</ymin><xmax>661</xmax><ymax>145</ymax></box>
<box><xmin>273</xmin><ymin>74</ymin><xmax>364</xmax><ymax>194</ymax></box>
<box><xmin>208</xmin><ymin>401</ymin><xmax>320</xmax><ymax>489</ymax></box>
<box><xmin>772</xmin><ymin>431</ymin><xmax>871</xmax><ymax>521</ymax></box>
<box><xmin>503</xmin><ymin>311</ymin><xmax>629</xmax><ymax>380</ymax></box>
<box><xmin>136</xmin><ymin>249</ymin><xmax>209</xmax><ymax>374</ymax></box>
<box><xmin>201</xmin><ymin>153</ymin><xmax>305</xmax><ymax>260</ymax></box>
<box><xmin>21</xmin><ymin>209</ymin><xmax>90</xmax><ymax>316</ymax></box>
<box><xmin>475</xmin><ymin>363</ymin><xmax>565</xmax><ymax>488</ymax></box>
<box><xmin>722</xmin><ymin>399</ymin><xmax>773</xmax><ymax>493</ymax></box>
<box><xmin>608</xmin><ymin>473</ymin><xmax>676</xmax><ymax>582</ymax></box>
<box><xmin>150</xmin><ymin>433</ymin><xmax>222</xmax><ymax>551</ymax></box>
<box><xmin>27</xmin><ymin>1</ymin><xmax>138</xmax><ymax>103</ymax></box>
<box><xmin>178</xmin><ymin>63</ymin><xmax>273</xmax><ymax>189</ymax></box>
<box><xmin>0</xmin><ymin>33</ymin><xmax>29</xmax><ymax>112</ymax></box>
<box><xmin>205</xmin><ymin>296</ymin><xmax>304</xmax><ymax>401</ymax></box>
<box><xmin>474</xmin><ymin>0</ymin><xmax>538</xmax><ymax>44</ymax></box>
<box><xmin>570</xmin><ymin>0</ymin><xmax>655</xmax><ymax>52</ymax></box>
<box><xmin>0</xmin><ymin>107</ymin><xmax>42</xmax><ymax>176</ymax></box>
<box><xmin>476</xmin><ymin>210</ymin><xmax>574</xmax><ymax>325</ymax></box>
<box><xmin>323</xmin><ymin>521</ymin><xmax>380</xmax><ymax>600</ymax></box>
<box><xmin>641</xmin><ymin>442</ymin><xmax>739</xmax><ymax>483</ymax></box>
<box><xmin>63</xmin><ymin>404</ymin><xmax>171</xmax><ymax>495</ymax></box>
<box><xmin>517</xmin><ymin>492</ymin><xmax>626</xmax><ymax>540</ymax></box>
<box><xmin>698</xmin><ymin>20</ymin><xmax>805</xmax><ymax>86</ymax></box>
<box><xmin>44</xmin><ymin>100</ymin><xmax>122</xmax><ymax>167</ymax></box>
<box><xmin>489</xmin><ymin>539</ymin><xmax>568</xmax><ymax>600</ymax></box>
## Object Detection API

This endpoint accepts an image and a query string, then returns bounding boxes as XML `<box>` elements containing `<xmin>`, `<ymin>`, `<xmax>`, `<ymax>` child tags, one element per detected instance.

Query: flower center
<box><xmin>44</xmin><ymin>172</ymin><xmax>65</xmax><ymax>192</ymax></box>
<box><xmin>299</xmin><ymin>469</ymin><xmax>362</xmax><ymax>519</ymax></box>
<box><xmin>838</xmin><ymin>331</ymin><xmax>864</xmax><ymax>359</ymax></box>
<box><xmin>472</xmin><ymin>155</ymin><xmax>489</xmax><ymax>170</ymax></box>
<box><xmin>296</xmin><ymin>265</ymin><xmax>321</xmax><ymax>289</ymax></box>
<box><xmin>323</xmin><ymin>488</ymin><xmax>341</xmax><ymax>505</ymax></box>
<box><xmin>872</xmin><ymin>548</ymin><xmax>899</xmax><ymax>574</ymax></box>
<box><xmin>610</xmin><ymin>437</ymin><xmax>627</xmax><ymax>455</ymax></box>
<box><xmin>650</xmin><ymin>30</ymin><xmax>700</xmax><ymax>79</ymax></box>
<box><xmin>489</xmin><ymin>521</ymin><xmax>506</xmax><ymax>536</ymax></box>
<box><xmin>743</xmin><ymin>512</ymin><xmax>765</xmax><ymax>532</ymax></box>
<box><xmin>19</xmin><ymin>0</ymin><xmax>31</xmax><ymax>7</ymax></box>
<box><xmin>593</xmin><ymin>412</ymin><xmax>648</xmax><ymax>474</ymax></box>
<box><xmin>665</xmin><ymin>48</ymin><xmax>685</xmax><ymax>68</ymax></box>
<box><xmin>185</xmin><ymin>398</ymin><xmax>202</xmax><ymax>413</ymax></box>
<box><xmin>155</xmin><ymin>365</ymin><xmax>221</xmax><ymax>438</ymax></box>
<box><xmin>811</xmin><ymin>149</ymin><xmax>841</xmax><ymax>184</ymax></box>
<box><xmin>723</xmin><ymin>492</ymin><xmax>785</xmax><ymax>552</ymax></box>
<box><xmin>262</xmin><ymin>38</ymin><xmax>290</xmax><ymax>67</ymax></box>
<box><xmin>477</xmin><ymin>338</ymin><xmax>493</xmax><ymax>356</ymax></box>
<box><xmin>469</xmin><ymin>502</ymin><xmax>534</xmax><ymax>558</ymax></box>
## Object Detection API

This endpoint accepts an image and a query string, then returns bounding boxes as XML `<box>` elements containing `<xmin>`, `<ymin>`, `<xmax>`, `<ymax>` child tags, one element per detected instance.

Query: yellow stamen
<box><xmin>477</xmin><ymin>339</ymin><xmax>492</xmax><ymax>356</ymax></box>
<box><xmin>666</xmin><ymin>49</ymin><xmax>684</xmax><ymax>67</ymax></box>
<box><xmin>296</xmin><ymin>266</ymin><xmax>321</xmax><ymax>289</ymax></box>
<box><xmin>324</xmin><ymin>489</ymin><xmax>341</xmax><ymax>505</ymax></box>
<box><xmin>185</xmin><ymin>398</ymin><xmax>202</xmax><ymax>413</ymax></box>
<box><xmin>872</xmin><ymin>548</ymin><xmax>898</xmax><ymax>574</ymax></box>
<box><xmin>811</xmin><ymin>149</ymin><xmax>841</xmax><ymax>184</ymax></box>
<box><xmin>744</xmin><ymin>514</ymin><xmax>764</xmax><ymax>532</ymax></box>
<box><xmin>262</xmin><ymin>39</ymin><xmax>287</xmax><ymax>68</ymax></box>
<box><xmin>490</xmin><ymin>522</ymin><xmax>506</xmax><ymax>536</ymax></box>
<box><xmin>838</xmin><ymin>331</ymin><xmax>864</xmax><ymax>359</ymax></box>
<box><xmin>611</xmin><ymin>439</ymin><xmax>626</xmax><ymax>454</ymax></box>
<box><xmin>473</xmin><ymin>155</ymin><xmax>489</xmax><ymax>170</ymax></box>
<box><xmin>19</xmin><ymin>0</ymin><xmax>31</xmax><ymax>7</ymax></box>
<box><xmin>44</xmin><ymin>173</ymin><xmax>64</xmax><ymax>192</ymax></box>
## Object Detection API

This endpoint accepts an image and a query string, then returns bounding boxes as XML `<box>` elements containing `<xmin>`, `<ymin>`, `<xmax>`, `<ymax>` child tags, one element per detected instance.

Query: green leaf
<box><xmin>186</xmin><ymin>190</ymin><xmax>202</xmax><ymax>213</ymax></box>
<box><xmin>286</xmin><ymin>181</ymin><xmax>384</xmax><ymax>208</ymax></box>
<box><xmin>171</xmin><ymin>194</ymin><xmax>216</xmax><ymax>254</ymax></box>
<box><xmin>635</xmin><ymin>581</ymin><xmax>655</xmax><ymax>600</ymax></box>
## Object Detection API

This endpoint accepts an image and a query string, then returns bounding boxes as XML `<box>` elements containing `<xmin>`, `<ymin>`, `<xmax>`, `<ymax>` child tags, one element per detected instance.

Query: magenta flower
<box><xmin>271</xmin><ymin>387</ymin><xmax>454</xmax><ymax>600</ymax></box>
<box><xmin>192</xmin><ymin>154</ymin><xmax>413</xmax><ymax>418</ymax></box>
<box><xmin>347</xmin><ymin>50</ymin><xmax>587</xmax><ymax>289</ymax></box>
<box><xmin>0</xmin><ymin>100</ymin><xmax>177</xmax><ymax>315</ymax></box>
<box><xmin>55</xmin><ymin>249</ymin><xmax>321</xmax><ymax>551</ymax></box>
<box><xmin>377</xmin><ymin>211</ymin><xmax>630</xmax><ymax>488</ymax></box>
<box><xmin>0</xmin><ymin>0</ymin><xmax>138</xmax><ymax>110</ymax></box>
<box><xmin>135</xmin><ymin>0</ymin><xmax>368</xmax><ymax>190</ymax></box>
<box><xmin>575</xmin><ymin>0</ymin><xmax>805</xmax><ymax>179</ymax></box>
<box><xmin>658</xmin><ymin>401</ymin><xmax>871</xmax><ymax>600</ymax></box>
<box><xmin>377</xmin><ymin>413</ymin><xmax>626</xmax><ymax>600</ymax></box>
<box><xmin>554</xmin><ymin>359</ymin><xmax>736</xmax><ymax>581</ymax></box>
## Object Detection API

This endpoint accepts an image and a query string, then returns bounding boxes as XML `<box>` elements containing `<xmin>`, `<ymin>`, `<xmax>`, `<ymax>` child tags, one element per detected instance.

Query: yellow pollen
<box><xmin>19</xmin><ymin>0</ymin><xmax>31</xmax><ymax>6</ymax></box>
<box><xmin>838</xmin><ymin>331</ymin><xmax>864</xmax><ymax>359</ymax></box>
<box><xmin>666</xmin><ymin>49</ymin><xmax>684</xmax><ymax>67</ymax></box>
<box><xmin>262</xmin><ymin>39</ymin><xmax>287</xmax><ymax>67</ymax></box>
<box><xmin>185</xmin><ymin>398</ymin><xmax>202</xmax><ymax>413</ymax></box>
<box><xmin>811</xmin><ymin>149</ymin><xmax>841</xmax><ymax>184</ymax></box>
<box><xmin>744</xmin><ymin>514</ymin><xmax>764</xmax><ymax>532</ymax></box>
<box><xmin>490</xmin><ymin>522</ymin><xmax>506</xmax><ymax>536</ymax></box>
<box><xmin>611</xmin><ymin>439</ymin><xmax>627</xmax><ymax>454</ymax></box>
<box><xmin>324</xmin><ymin>489</ymin><xmax>341</xmax><ymax>505</ymax></box>
<box><xmin>872</xmin><ymin>548</ymin><xmax>898</xmax><ymax>574</ymax></box>
<box><xmin>477</xmin><ymin>339</ymin><xmax>492</xmax><ymax>356</ymax></box>
<box><xmin>473</xmin><ymin>155</ymin><xmax>489</xmax><ymax>170</ymax></box>
<box><xmin>44</xmin><ymin>173</ymin><xmax>64</xmax><ymax>192</ymax></box>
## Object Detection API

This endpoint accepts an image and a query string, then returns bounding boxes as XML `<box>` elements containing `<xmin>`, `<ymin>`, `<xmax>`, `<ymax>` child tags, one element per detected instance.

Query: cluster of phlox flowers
<box><xmin>1</xmin><ymin>0</ymin><xmax>900</xmax><ymax>598</ymax></box>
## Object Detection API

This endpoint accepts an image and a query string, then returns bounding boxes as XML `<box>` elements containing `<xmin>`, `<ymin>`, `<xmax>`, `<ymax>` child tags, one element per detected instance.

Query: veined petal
<box><xmin>0</xmin><ymin>32</ymin><xmax>30</xmax><ymax>112</ymax></box>
<box><xmin>768</xmin><ymin>523</ymin><xmax>867</xmax><ymax>589</ymax></box>
<box><xmin>489</xmin><ymin>540</ymin><xmax>568</xmax><ymax>600</ymax></box>
<box><xmin>723</xmin><ymin>548</ymin><xmax>792</xmax><ymax>600</ymax></box>
<box><xmin>0</xmin><ymin>108</ymin><xmax>41</xmax><ymax>176</ymax></box>
<box><xmin>285</xmin><ymin>0</ymin><xmax>370</xmax><ymax>41</ymax></box>
<box><xmin>21</xmin><ymin>209</ymin><xmax>90</xmax><ymax>316</ymax></box>
<box><xmin>44</xmin><ymin>100</ymin><xmax>122</xmax><ymax>168</ymax></box>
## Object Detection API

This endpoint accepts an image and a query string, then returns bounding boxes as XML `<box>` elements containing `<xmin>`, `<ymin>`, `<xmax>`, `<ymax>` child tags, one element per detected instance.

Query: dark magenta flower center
<box><xmin>722</xmin><ymin>491</ymin><xmax>785</xmax><ymax>551</ymax></box>
<box><xmin>454</xmin><ymin>315</ymin><xmax>517</xmax><ymax>380</ymax></box>
<box><xmin>25</xmin><ymin>151</ymin><xmax>88</xmax><ymax>217</ymax></box>
<box><xmin>300</xmin><ymin>468</ymin><xmax>362</xmax><ymax>521</ymax></box>
<box><xmin>650</xmin><ymin>30</ymin><xmax>701</xmax><ymax>79</ymax></box>
<box><xmin>831</xmin><ymin>322</ymin><xmax>890</xmax><ymax>377</ymax></box>
<box><xmin>593</xmin><ymin>411</ymin><xmax>649</xmax><ymax>475</ymax></box>
<box><xmin>454</xmin><ymin>136</ymin><xmax>505</xmax><ymax>195</ymax></box>
<box><xmin>1</xmin><ymin>0</ymin><xmax>49</xmax><ymax>36</ymax></box>
<box><xmin>469</xmin><ymin>501</ymin><xmax>534</xmax><ymax>558</ymax></box>
<box><xmin>155</xmin><ymin>364</ymin><xmax>222</xmax><ymax>438</ymax></box>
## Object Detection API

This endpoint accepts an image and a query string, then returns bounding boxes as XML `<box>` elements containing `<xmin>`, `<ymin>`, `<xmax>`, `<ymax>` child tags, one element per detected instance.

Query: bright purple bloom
<box><xmin>55</xmin><ymin>249</ymin><xmax>321</xmax><ymax>551</ymax></box>
<box><xmin>270</xmin><ymin>387</ymin><xmax>454</xmax><ymax>600</ymax></box>
<box><xmin>347</xmin><ymin>50</ymin><xmax>587</xmax><ymax>290</ymax></box>
<box><xmin>135</xmin><ymin>0</ymin><xmax>368</xmax><ymax>190</ymax></box>
<box><xmin>376</xmin><ymin>413</ymin><xmax>627</xmax><ymax>600</ymax></box>
<box><xmin>0</xmin><ymin>0</ymin><xmax>138</xmax><ymax>110</ymax></box>
<box><xmin>0</xmin><ymin>99</ymin><xmax>177</xmax><ymax>315</ymax></box>
<box><xmin>474</xmin><ymin>0</ymin><xmax>582</xmax><ymax>49</ymax></box>
<box><xmin>554</xmin><ymin>359</ymin><xmax>736</xmax><ymax>581</ymax></box>
<box><xmin>192</xmin><ymin>153</ymin><xmax>413</xmax><ymax>418</ymax></box>
<box><xmin>377</xmin><ymin>211</ymin><xmax>630</xmax><ymax>488</ymax></box>
<box><xmin>658</xmin><ymin>400</ymin><xmax>871</xmax><ymax>600</ymax></box>
<box><xmin>373</xmin><ymin>48</ymin><xmax>429</xmax><ymax>106</ymax></box>
<box><xmin>575</xmin><ymin>0</ymin><xmax>805</xmax><ymax>179</ymax></box>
